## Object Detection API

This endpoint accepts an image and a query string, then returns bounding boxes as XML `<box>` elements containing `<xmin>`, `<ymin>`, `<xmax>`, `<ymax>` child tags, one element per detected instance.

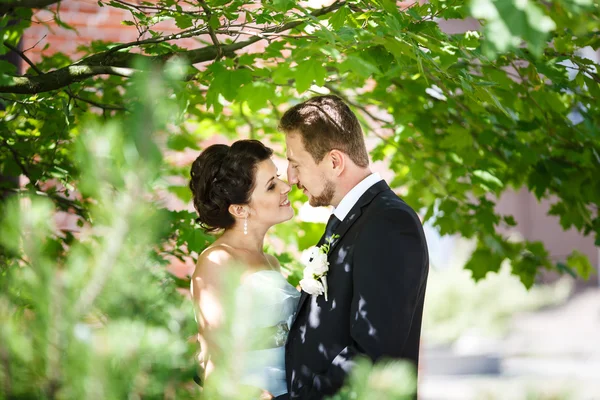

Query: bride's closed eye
<box><xmin>267</xmin><ymin>174</ymin><xmax>281</xmax><ymax>191</ymax></box>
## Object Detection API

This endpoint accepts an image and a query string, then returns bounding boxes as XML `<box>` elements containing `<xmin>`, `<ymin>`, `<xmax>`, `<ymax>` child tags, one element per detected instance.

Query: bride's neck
<box><xmin>220</xmin><ymin>227</ymin><xmax>266</xmax><ymax>253</ymax></box>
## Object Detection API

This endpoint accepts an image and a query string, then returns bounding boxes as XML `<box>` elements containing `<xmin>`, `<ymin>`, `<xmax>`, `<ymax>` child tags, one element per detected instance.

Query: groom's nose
<box><xmin>287</xmin><ymin>165</ymin><xmax>298</xmax><ymax>185</ymax></box>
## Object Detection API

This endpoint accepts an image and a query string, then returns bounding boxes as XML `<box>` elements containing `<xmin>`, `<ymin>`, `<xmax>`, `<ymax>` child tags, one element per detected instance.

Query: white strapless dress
<box><xmin>235</xmin><ymin>270</ymin><xmax>300</xmax><ymax>397</ymax></box>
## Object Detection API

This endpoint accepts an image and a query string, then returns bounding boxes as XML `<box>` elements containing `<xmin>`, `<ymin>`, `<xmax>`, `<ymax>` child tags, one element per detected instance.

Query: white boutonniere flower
<box><xmin>299</xmin><ymin>234</ymin><xmax>339</xmax><ymax>301</ymax></box>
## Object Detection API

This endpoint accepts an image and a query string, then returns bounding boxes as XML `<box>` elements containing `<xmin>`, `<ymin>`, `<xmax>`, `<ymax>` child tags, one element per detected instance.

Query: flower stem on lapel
<box><xmin>299</xmin><ymin>234</ymin><xmax>339</xmax><ymax>300</ymax></box>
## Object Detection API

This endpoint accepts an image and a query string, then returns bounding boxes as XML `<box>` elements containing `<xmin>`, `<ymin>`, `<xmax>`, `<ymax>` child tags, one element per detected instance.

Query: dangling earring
<box><xmin>244</xmin><ymin>215</ymin><xmax>248</xmax><ymax>235</ymax></box>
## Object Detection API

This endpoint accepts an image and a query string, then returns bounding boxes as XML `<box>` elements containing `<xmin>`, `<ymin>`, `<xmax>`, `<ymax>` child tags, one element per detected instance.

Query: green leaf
<box><xmin>330</xmin><ymin>6</ymin><xmax>350</xmax><ymax>30</ymax></box>
<box><xmin>108</xmin><ymin>0</ymin><xmax>131</xmax><ymax>10</ymax></box>
<box><xmin>503</xmin><ymin>215</ymin><xmax>517</xmax><ymax>227</ymax></box>
<box><xmin>566</xmin><ymin>250</ymin><xmax>595</xmax><ymax>280</ymax></box>
<box><xmin>182</xmin><ymin>226</ymin><xmax>213</xmax><ymax>253</ymax></box>
<box><xmin>472</xmin><ymin>170</ymin><xmax>504</xmax><ymax>189</ymax></box>
<box><xmin>54</xmin><ymin>16</ymin><xmax>77</xmax><ymax>32</ymax></box>
<box><xmin>512</xmin><ymin>254</ymin><xmax>538</xmax><ymax>289</ymax></box>
<box><xmin>238</xmin><ymin>81</ymin><xmax>276</xmax><ymax>112</ymax></box>
<box><xmin>295</xmin><ymin>59</ymin><xmax>327</xmax><ymax>93</ymax></box>
<box><xmin>207</xmin><ymin>63</ymin><xmax>252</xmax><ymax>102</ymax></box>
<box><xmin>271</xmin><ymin>0</ymin><xmax>295</xmax><ymax>12</ymax></box>
<box><xmin>339</xmin><ymin>55</ymin><xmax>381</xmax><ymax>78</ymax></box>
<box><xmin>0</xmin><ymin>60</ymin><xmax>17</xmax><ymax>75</ymax></box>
<box><xmin>383</xmin><ymin>37</ymin><xmax>417</xmax><ymax>62</ymax></box>
<box><xmin>380</xmin><ymin>0</ymin><xmax>402</xmax><ymax>18</ymax></box>
<box><xmin>470</xmin><ymin>0</ymin><xmax>556</xmax><ymax>56</ymax></box>
<box><xmin>465</xmin><ymin>247</ymin><xmax>504</xmax><ymax>281</ymax></box>
<box><xmin>174</xmin><ymin>14</ymin><xmax>194</xmax><ymax>29</ymax></box>
<box><xmin>167</xmin><ymin>185</ymin><xmax>193</xmax><ymax>203</ymax></box>
<box><xmin>167</xmin><ymin>133</ymin><xmax>200</xmax><ymax>151</ymax></box>
<box><xmin>439</xmin><ymin>125</ymin><xmax>474</xmax><ymax>150</ymax></box>
<box><xmin>208</xmin><ymin>15</ymin><xmax>220</xmax><ymax>30</ymax></box>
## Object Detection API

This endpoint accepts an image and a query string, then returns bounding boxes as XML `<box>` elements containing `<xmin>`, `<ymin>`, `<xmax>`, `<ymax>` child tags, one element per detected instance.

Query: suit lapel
<box><xmin>328</xmin><ymin>180</ymin><xmax>389</xmax><ymax>254</ymax></box>
<box><xmin>290</xmin><ymin>180</ymin><xmax>390</xmax><ymax>329</ymax></box>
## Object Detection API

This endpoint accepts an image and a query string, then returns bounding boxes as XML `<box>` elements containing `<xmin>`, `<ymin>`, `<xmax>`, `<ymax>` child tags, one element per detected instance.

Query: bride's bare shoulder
<box><xmin>197</xmin><ymin>244</ymin><xmax>237</xmax><ymax>269</ymax></box>
<box><xmin>191</xmin><ymin>244</ymin><xmax>238</xmax><ymax>292</ymax></box>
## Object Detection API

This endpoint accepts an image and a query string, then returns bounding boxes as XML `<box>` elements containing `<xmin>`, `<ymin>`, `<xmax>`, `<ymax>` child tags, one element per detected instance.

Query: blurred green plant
<box><xmin>423</xmin><ymin>261</ymin><xmax>573</xmax><ymax>345</ymax></box>
<box><xmin>327</xmin><ymin>357</ymin><xmax>417</xmax><ymax>400</ymax></box>
<box><xmin>475</xmin><ymin>384</ymin><xmax>575</xmax><ymax>400</ymax></box>
<box><xmin>0</xmin><ymin>65</ymin><xmax>202</xmax><ymax>399</ymax></box>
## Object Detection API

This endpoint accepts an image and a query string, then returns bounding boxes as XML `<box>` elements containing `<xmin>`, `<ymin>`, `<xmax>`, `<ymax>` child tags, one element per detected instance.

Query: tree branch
<box><xmin>3</xmin><ymin>42</ymin><xmax>44</xmax><ymax>74</ymax></box>
<box><xmin>0</xmin><ymin>1</ymin><xmax>344</xmax><ymax>94</ymax></box>
<box><xmin>198</xmin><ymin>0</ymin><xmax>223</xmax><ymax>59</ymax></box>
<box><xmin>0</xmin><ymin>65</ymin><xmax>134</xmax><ymax>94</ymax></box>
<box><xmin>106</xmin><ymin>27</ymin><xmax>208</xmax><ymax>55</ymax></box>
<box><xmin>67</xmin><ymin>90</ymin><xmax>127</xmax><ymax>111</ymax></box>
<box><xmin>4</xmin><ymin>38</ymin><xmax>126</xmax><ymax>110</ymax></box>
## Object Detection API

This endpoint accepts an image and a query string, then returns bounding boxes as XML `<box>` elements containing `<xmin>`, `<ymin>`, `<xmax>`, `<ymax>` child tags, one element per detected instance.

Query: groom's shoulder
<box><xmin>371</xmin><ymin>188</ymin><xmax>415</xmax><ymax>213</ymax></box>
<box><xmin>365</xmin><ymin>190</ymin><xmax>422</xmax><ymax>226</ymax></box>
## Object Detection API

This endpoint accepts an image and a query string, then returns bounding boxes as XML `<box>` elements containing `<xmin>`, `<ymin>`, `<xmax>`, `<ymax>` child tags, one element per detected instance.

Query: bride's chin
<box><xmin>280</xmin><ymin>209</ymin><xmax>294</xmax><ymax>223</ymax></box>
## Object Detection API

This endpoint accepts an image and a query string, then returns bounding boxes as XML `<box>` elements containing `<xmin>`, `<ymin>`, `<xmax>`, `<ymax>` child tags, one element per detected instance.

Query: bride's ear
<box><xmin>228</xmin><ymin>204</ymin><xmax>248</xmax><ymax>219</ymax></box>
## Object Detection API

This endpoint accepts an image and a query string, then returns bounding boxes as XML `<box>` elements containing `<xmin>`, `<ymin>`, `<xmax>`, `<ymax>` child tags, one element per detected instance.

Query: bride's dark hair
<box><xmin>189</xmin><ymin>140</ymin><xmax>273</xmax><ymax>232</ymax></box>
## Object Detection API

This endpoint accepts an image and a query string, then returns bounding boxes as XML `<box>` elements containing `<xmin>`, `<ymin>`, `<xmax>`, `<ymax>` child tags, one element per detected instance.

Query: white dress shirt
<box><xmin>333</xmin><ymin>173</ymin><xmax>383</xmax><ymax>222</ymax></box>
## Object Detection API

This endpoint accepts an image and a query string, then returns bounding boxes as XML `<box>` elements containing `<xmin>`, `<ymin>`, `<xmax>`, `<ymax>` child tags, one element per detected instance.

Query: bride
<box><xmin>188</xmin><ymin>139</ymin><xmax>299</xmax><ymax>400</ymax></box>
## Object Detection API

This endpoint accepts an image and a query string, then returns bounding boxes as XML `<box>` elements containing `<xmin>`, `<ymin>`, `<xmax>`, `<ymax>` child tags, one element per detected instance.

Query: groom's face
<box><xmin>285</xmin><ymin>133</ymin><xmax>335</xmax><ymax>207</ymax></box>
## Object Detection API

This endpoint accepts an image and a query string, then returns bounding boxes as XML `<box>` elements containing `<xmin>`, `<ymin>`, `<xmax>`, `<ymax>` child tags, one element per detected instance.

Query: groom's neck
<box><xmin>331</xmin><ymin>168</ymin><xmax>372</xmax><ymax>208</ymax></box>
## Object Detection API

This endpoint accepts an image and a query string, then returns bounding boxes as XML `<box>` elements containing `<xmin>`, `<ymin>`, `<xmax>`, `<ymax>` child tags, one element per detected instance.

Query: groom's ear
<box><xmin>330</xmin><ymin>150</ymin><xmax>345</xmax><ymax>176</ymax></box>
<box><xmin>228</xmin><ymin>204</ymin><xmax>248</xmax><ymax>219</ymax></box>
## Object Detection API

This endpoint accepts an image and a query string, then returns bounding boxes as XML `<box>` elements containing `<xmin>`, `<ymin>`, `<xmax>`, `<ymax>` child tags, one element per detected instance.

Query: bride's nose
<box><xmin>281</xmin><ymin>181</ymin><xmax>291</xmax><ymax>195</ymax></box>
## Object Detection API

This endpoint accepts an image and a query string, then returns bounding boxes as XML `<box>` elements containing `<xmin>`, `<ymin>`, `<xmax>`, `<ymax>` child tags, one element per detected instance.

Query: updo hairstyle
<box><xmin>189</xmin><ymin>140</ymin><xmax>273</xmax><ymax>232</ymax></box>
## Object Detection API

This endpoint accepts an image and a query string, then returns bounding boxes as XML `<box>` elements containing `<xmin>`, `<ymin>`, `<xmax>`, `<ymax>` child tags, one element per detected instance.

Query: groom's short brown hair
<box><xmin>278</xmin><ymin>95</ymin><xmax>369</xmax><ymax>167</ymax></box>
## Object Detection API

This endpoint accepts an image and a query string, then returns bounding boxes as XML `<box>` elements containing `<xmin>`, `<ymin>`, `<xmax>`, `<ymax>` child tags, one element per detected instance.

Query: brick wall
<box><xmin>21</xmin><ymin>0</ymin><xmax>204</xmax><ymax>66</ymax></box>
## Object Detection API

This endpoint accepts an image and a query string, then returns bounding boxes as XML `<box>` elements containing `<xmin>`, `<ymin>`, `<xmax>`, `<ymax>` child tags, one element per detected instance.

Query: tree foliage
<box><xmin>1</xmin><ymin>1</ymin><xmax>599</xmax><ymax>288</ymax></box>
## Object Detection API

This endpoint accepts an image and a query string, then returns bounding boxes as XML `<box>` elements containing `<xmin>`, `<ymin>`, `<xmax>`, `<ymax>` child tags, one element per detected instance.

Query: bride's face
<box><xmin>247</xmin><ymin>159</ymin><xmax>293</xmax><ymax>227</ymax></box>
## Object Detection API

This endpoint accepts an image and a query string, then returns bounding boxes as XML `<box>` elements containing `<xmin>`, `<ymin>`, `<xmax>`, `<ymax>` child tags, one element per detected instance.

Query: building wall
<box><xmin>496</xmin><ymin>188</ymin><xmax>599</xmax><ymax>287</ymax></box>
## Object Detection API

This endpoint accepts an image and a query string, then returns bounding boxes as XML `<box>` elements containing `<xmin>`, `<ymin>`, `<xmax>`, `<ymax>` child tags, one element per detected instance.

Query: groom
<box><xmin>279</xmin><ymin>95</ymin><xmax>429</xmax><ymax>399</ymax></box>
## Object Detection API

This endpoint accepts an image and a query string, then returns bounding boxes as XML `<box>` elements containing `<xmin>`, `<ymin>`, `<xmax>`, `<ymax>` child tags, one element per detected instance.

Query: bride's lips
<box><xmin>280</xmin><ymin>198</ymin><xmax>291</xmax><ymax>207</ymax></box>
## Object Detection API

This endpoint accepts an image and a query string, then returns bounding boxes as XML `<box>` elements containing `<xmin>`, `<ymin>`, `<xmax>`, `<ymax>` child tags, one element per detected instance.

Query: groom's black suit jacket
<box><xmin>285</xmin><ymin>180</ymin><xmax>429</xmax><ymax>399</ymax></box>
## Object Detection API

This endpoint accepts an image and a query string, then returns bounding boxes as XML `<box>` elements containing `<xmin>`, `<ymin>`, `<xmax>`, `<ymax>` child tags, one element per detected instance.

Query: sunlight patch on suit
<box><xmin>318</xmin><ymin>343</ymin><xmax>327</xmax><ymax>357</ymax></box>
<box><xmin>357</xmin><ymin>296</ymin><xmax>378</xmax><ymax>338</ymax></box>
<box><xmin>300</xmin><ymin>324</ymin><xmax>307</xmax><ymax>343</ymax></box>
<box><xmin>309</xmin><ymin>295</ymin><xmax>321</xmax><ymax>328</ymax></box>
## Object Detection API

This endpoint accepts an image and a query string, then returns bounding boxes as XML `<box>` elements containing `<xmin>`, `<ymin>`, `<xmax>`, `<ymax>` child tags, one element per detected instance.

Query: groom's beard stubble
<box><xmin>307</xmin><ymin>179</ymin><xmax>335</xmax><ymax>207</ymax></box>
